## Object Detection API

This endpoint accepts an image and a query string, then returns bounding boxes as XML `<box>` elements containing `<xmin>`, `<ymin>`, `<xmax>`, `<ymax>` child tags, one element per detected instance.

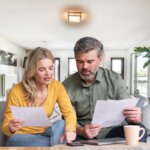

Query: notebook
<box><xmin>79</xmin><ymin>137</ymin><xmax>126</xmax><ymax>145</ymax></box>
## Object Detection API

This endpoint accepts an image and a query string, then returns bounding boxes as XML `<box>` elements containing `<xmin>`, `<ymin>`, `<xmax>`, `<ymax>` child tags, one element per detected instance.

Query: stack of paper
<box><xmin>92</xmin><ymin>98</ymin><xmax>139</xmax><ymax>127</ymax></box>
<box><xmin>11</xmin><ymin>106</ymin><xmax>52</xmax><ymax>126</ymax></box>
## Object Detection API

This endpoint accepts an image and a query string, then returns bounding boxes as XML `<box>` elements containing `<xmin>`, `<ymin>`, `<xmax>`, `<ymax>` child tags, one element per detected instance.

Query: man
<box><xmin>63</xmin><ymin>37</ymin><xmax>147</xmax><ymax>142</ymax></box>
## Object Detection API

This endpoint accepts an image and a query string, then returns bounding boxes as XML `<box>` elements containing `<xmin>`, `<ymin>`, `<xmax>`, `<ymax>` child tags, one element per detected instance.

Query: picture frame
<box><xmin>0</xmin><ymin>49</ymin><xmax>17</xmax><ymax>66</ymax></box>
<box><xmin>111</xmin><ymin>57</ymin><xmax>124</xmax><ymax>79</ymax></box>
<box><xmin>68</xmin><ymin>58</ymin><xmax>77</xmax><ymax>75</ymax></box>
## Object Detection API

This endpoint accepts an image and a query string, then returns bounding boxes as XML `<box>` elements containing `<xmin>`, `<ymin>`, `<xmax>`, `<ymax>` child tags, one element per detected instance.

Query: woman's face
<box><xmin>34</xmin><ymin>58</ymin><xmax>54</xmax><ymax>85</ymax></box>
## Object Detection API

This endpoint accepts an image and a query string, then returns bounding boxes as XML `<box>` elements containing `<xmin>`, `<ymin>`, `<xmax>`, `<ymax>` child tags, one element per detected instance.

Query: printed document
<box><xmin>92</xmin><ymin>98</ymin><xmax>139</xmax><ymax>127</ymax></box>
<box><xmin>11</xmin><ymin>106</ymin><xmax>52</xmax><ymax>126</ymax></box>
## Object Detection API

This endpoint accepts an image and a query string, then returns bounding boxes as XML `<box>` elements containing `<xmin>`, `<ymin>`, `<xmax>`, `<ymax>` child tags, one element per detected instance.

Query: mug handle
<box><xmin>138</xmin><ymin>128</ymin><xmax>145</xmax><ymax>140</ymax></box>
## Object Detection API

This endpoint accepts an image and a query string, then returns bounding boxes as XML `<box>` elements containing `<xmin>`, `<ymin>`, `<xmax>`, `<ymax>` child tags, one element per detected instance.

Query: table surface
<box><xmin>1</xmin><ymin>143</ymin><xmax>150</xmax><ymax>150</ymax></box>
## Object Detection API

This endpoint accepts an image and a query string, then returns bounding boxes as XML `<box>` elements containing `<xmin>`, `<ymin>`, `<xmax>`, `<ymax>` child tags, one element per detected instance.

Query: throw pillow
<box><xmin>142</xmin><ymin>105</ymin><xmax>150</xmax><ymax>135</ymax></box>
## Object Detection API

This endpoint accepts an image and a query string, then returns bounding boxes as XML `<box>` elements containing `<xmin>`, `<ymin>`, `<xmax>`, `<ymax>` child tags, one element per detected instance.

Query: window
<box><xmin>130</xmin><ymin>53</ymin><xmax>149</xmax><ymax>97</ymax></box>
<box><xmin>135</xmin><ymin>55</ymin><xmax>148</xmax><ymax>97</ymax></box>
<box><xmin>23</xmin><ymin>57</ymin><xmax>27</xmax><ymax>68</ymax></box>
<box><xmin>54</xmin><ymin>58</ymin><xmax>60</xmax><ymax>81</ymax></box>
<box><xmin>111</xmin><ymin>58</ymin><xmax>124</xmax><ymax>79</ymax></box>
<box><xmin>68</xmin><ymin>58</ymin><xmax>77</xmax><ymax>75</ymax></box>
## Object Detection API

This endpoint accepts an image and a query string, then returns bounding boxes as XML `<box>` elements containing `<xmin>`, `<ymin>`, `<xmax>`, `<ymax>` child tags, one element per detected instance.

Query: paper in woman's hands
<box><xmin>92</xmin><ymin>98</ymin><xmax>139</xmax><ymax>127</ymax></box>
<box><xmin>11</xmin><ymin>106</ymin><xmax>52</xmax><ymax>126</ymax></box>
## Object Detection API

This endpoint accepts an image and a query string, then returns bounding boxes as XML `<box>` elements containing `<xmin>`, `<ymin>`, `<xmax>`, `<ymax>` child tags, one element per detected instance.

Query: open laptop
<box><xmin>79</xmin><ymin>137</ymin><xmax>126</xmax><ymax>145</ymax></box>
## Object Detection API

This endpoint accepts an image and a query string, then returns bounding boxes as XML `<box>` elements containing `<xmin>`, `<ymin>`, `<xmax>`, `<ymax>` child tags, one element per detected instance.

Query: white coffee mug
<box><xmin>124</xmin><ymin>125</ymin><xmax>145</xmax><ymax>146</ymax></box>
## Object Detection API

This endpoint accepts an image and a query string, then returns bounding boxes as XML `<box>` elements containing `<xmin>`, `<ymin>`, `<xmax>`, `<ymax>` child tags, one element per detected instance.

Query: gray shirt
<box><xmin>63</xmin><ymin>67</ymin><xmax>130</xmax><ymax>138</ymax></box>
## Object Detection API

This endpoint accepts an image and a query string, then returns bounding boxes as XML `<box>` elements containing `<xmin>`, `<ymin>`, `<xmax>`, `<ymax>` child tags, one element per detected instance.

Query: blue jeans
<box><xmin>6</xmin><ymin>120</ymin><xmax>65</xmax><ymax>147</ymax></box>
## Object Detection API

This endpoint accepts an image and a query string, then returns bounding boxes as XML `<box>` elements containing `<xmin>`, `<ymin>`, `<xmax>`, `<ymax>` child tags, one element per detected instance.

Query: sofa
<box><xmin>0</xmin><ymin>101</ymin><xmax>61</xmax><ymax>146</ymax></box>
<box><xmin>0</xmin><ymin>101</ymin><xmax>7</xmax><ymax>146</ymax></box>
<box><xmin>0</xmin><ymin>99</ymin><xmax>150</xmax><ymax>146</ymax></box>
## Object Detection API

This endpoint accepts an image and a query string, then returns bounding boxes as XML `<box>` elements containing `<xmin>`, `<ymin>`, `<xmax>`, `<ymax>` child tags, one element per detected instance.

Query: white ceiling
<box><xmin>0</xmin><ymin>0</ymin><xmax>150</xmax><ymax>50</ymax></box>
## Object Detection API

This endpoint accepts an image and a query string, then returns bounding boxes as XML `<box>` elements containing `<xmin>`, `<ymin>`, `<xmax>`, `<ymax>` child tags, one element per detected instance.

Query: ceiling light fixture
<box><xmin>68</xmin><ymin>11</ymin><xmax>82</xmax><ymax>23</ymax></box>
<box><xmin>62</xmin><ymin>6</ymin><xmax>89</xmax><ymax>24</ymax></box>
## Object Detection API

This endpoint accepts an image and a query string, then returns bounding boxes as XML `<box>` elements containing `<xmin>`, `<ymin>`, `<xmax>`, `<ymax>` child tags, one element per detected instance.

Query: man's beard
<box><xmin>79</xmin><ymin>67</ymin><xmax>99</xmax><ymax>81</ymax></box>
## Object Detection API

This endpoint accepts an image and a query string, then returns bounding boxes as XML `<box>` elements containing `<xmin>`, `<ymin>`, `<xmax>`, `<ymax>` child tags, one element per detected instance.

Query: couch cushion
<box><xmin>134</xmin><ymin>97</ymin><xmax>150</xmax><ymax>136</ymax></box>
<box><xmin>136</xmin><ymin>96</ymin><xmax>147</xmax><ymax>108</ymax></box>
<box><xmin>0</xmin><ymin>101</ymin><xmax>7</xmax><ymax>146</ymax></box>
<box><xmin>0</xmin><ymin>101</ymin><xmax>61</xmax><ymax>146</ymax></box>
<box><xmin>49</xmin><ymin>103</ymin><xmax>62</xmax><ymax>123</ymax></box>
<box><xmin>142</xmin><ymin>104</ymin><xmax>150</xmax><ymax>136</ymax></box>
<box><xmin>0</xmin><ymin>101</ymin><xmax>6</xmax><ymax>127</ymax></box>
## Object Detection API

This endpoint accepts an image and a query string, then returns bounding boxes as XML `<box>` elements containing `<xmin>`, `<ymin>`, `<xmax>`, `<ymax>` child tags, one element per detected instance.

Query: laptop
<box><xmin>79</xmin><ymin>137</ymin><xmax>126</xmax><ymax>145</ymax></box>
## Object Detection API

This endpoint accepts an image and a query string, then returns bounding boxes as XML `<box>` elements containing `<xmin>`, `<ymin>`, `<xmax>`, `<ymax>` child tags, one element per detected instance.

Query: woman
<box><xmin>2</xmin><ymin>47</ymin><xmax>76</xmax><ymax>147</ymax></box>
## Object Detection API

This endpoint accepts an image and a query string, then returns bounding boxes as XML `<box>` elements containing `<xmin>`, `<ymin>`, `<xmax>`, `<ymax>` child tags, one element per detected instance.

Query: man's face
<box><xmin>75</xmin><ymin>49</ymin><xmax>102</xmax><ymax>82</ymax></box>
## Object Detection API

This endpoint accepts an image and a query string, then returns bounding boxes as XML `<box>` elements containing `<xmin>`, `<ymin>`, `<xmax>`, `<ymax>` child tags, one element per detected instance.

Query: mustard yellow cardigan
<box><xmin>2</xmin><ymin>80</ymin><xmax>76</xmax><ymax>136</ymax></box>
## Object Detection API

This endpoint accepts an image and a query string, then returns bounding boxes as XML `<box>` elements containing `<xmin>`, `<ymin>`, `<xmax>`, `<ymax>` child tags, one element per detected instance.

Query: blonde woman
<box><xmin>2</xmin><ymin>47</ymin><xmax>76</xmax><ymax>146</ymax></box>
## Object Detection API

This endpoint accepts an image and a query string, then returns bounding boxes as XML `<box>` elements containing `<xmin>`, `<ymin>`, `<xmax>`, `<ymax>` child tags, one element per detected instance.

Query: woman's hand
<box><xmin>60</xmin><ymin>129</ymin><xmax>76</xmax><ymax>143</ymax></box>
<box><xmin>9</xmin><ymin>119</ymin><xmax>24</xmax><ymax>133</ymax></box>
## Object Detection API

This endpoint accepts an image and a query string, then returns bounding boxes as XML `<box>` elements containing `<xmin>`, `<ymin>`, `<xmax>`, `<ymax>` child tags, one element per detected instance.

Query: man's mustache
<box><xmin>81</xmin><ymin>70</ymin><xmax>93</xmax><ymax>74</ymax></box>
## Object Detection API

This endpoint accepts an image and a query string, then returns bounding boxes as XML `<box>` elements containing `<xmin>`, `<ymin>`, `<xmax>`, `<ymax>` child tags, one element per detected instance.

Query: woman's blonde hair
<box><xmin>22</xmin><ymin>47</ymin><xmax>55</xmax><ymax>105</ymax></box>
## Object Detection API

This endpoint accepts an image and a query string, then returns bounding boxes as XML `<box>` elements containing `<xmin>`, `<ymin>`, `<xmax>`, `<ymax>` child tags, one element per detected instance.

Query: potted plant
<box><xmin>134</xmin><ymin>47</ymin><xmax>150</xmax><ymax>68</ymax></box>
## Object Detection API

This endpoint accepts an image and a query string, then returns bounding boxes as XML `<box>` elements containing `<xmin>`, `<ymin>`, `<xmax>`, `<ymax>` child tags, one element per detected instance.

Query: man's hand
<box><xmin>123</xmin><ymin>106</ymin><xmax>142</xmax><ymax>124</ymax></box>
<box><xmin>77</xmin><ymin>124</ymin><xmax>101</xmax><ymax>139</ymax></box>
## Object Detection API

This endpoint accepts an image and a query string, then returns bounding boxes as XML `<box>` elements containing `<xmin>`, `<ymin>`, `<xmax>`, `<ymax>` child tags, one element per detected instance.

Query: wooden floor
<box><xmin>1</xmin><ymin>143</ymin><xmax>150</xmax><ymax>150</ymax></box>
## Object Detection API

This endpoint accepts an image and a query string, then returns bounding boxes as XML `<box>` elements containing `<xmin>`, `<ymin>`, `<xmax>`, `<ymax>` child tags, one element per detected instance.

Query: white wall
<box><xmin>0</xmin><ymin>37</ymin><xmax>26</xmax><ymax>82</ymax></box>
<box><xmin>0</xmin><ymin>36</ymin><xmax>149</xmax><ymax>97</ymax></box>
<box><xmin>51</xmin><ymin>48</ymin><xmax>128</xmax><ymax>85</ymax></box>
<box><xmin>104</xmin><ymin>49</ymin><xmax>128</xmax><ymax>84</ymax></box>
<box><xmin>52</xmin><ymin>48</ymin><xmax>74</xmax><ymax>82</ymax></box>
<box><xmin>1</xmin><ymin>44</ymin><xmax>129</xmax><ymax>91</ymax></box>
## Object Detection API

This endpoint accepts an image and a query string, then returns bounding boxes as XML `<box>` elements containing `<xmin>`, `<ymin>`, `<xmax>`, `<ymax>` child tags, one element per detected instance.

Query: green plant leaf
<box><xmin>143</xmin><ymin>60</ymin><xmax>150</xmax><ymax>68</ymax></box>
<box><xmin>134</xmin><ymin>47</ymin><xmax>150</xmax><ymax>68</ymax></box>
<box><xmin>134</xmin><ymin>47</ymin><xmax>150</xmax><ymax>53</ymax></box>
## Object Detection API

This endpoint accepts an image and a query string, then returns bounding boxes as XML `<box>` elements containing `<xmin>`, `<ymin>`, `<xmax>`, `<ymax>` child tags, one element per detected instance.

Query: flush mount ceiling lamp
<box><xmin>68</xmin><ymin>11</ymin><xmax>82</xmax><ymax>23</ymax></box>
<box><xmin>62</xmin><ymin>7</ymin><xmax>88</xmax><ymax>24</ymax></box>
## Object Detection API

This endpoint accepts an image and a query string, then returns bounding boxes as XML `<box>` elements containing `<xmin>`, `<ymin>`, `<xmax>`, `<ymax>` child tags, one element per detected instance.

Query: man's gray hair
<box><xmin>74</xmin><ymin>37</ymin><xmax>104</xmax><ymax>57</ymax></box>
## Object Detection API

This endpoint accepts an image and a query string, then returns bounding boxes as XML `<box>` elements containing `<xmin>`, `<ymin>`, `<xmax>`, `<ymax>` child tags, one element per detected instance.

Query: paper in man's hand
<box><xmin>92</xmin><ymin>98</ymin><xmax>139</xmax><ymax>127</ymax></box>
<box><xmin>11</xmin><ymin>106</ymin><xmax>52</xmax><ymax>126</ymax></box>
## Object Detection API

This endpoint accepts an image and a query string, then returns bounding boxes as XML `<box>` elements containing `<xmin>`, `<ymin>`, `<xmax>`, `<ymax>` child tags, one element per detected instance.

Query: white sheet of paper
<box><xmin>11</xmin><ymin>106</ymin><xmax>52</xmax><ymax>126</ymax></box>
<box><xmin>92</xmin><ymin>98</ymin><xmax>139</xmax><ymax>127</ymax></box>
